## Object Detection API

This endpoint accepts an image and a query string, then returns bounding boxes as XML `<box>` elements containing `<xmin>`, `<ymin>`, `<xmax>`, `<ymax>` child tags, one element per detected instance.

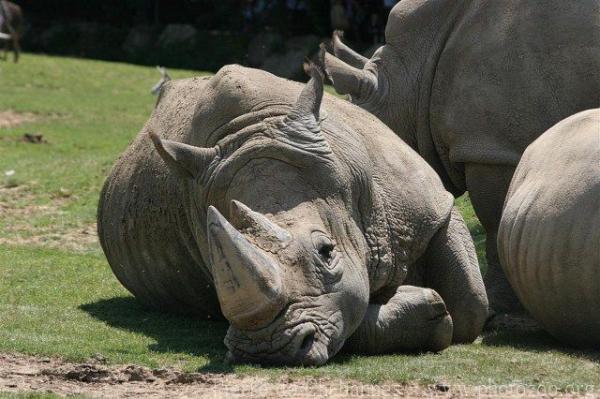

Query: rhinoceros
<box><xmin>97</xmin><ymin>63</ymin><xmax>488</xmax><ymax>366</ymax></box>
<box><xmin>0</xmin><ymin>0</ymin><xmax>23</xmax><ymax>63</ymax></box>
<box><xmin>498</xmin><ymin>109</ymin><xmax>600</xmax><ymax>348</ymax></box>
<box><xmin>322</xmin><ymin>0</ymin><xmax>600</xmax><ymax>313</ymax></box>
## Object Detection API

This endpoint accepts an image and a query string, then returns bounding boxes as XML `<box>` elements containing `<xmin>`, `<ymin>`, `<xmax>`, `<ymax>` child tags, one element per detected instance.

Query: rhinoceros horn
<box><xmin>331</xmin><ymin>30</ymin><xmax>368</xmax><ymax>69</ymax></box>
<box><xmin>322</xmin><ymin>50</ymin><xmax>376</xmax><ymax>102</ymax></box>
<box><xmin>149</xmin><ymin>132</ymin><xmax>218</xmax><ymax>179</ymax></box>
<box><xmin>207</xmin><ymin>205</ymin><xmax>287</xmax><ymax>330</ymax></box>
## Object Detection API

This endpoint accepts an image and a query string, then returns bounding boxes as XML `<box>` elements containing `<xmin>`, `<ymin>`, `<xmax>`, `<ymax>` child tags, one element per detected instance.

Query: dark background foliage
<box><xmin>17</xmin><ymin>0</ymin><xmax>328</xmax><ymax>33</ymax></box>
<box><xmin>9</xmin><ymin>0</ymin><xmax>390</xmax><ymax>75</ymax></box>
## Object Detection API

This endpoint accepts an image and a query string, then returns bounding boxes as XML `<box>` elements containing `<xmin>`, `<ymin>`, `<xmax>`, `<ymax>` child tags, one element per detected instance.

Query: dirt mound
<box><xmin>42</xmin><ymin>362</ymin><xmax>215</xmax><ymax>386</ymax></box>
<box><xmin>20</xmin><ymin>133</ymin><xmax>47</xmax><ymax>144</ymax></box>
<box><xmin>1</xmin><ymin>353</ymin><xmax>596</xmax><ymax>398</ymax></box>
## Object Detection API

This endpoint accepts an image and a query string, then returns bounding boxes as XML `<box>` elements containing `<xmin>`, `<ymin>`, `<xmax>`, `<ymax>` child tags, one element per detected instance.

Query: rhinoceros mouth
<box><xmin>225</xmin><ymin>323</ymin><xmax>328</xmax><ymax>366</ymax></box>
<box><xmin>224</xmin><ymin>309</ymin><xmax>343</xmax><ymax>366</ymax></box>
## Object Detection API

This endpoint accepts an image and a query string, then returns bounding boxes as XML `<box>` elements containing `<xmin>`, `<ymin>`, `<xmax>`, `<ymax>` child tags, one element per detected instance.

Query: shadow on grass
<box><xmin>80</xmin><ymin>296</ymin><xmax>362</xmax><ymax>373</ymax></box>
<box><xmin>482</xmin><ymin>329</ymin><xmax>600</xmax><ymax>363</ymax></box>
<box><xmin>80</xmin><ymin>296</ymin><xmax>232</xmax><ymax>373</ymax></box>
<box><xmin>80</xmin><ymin>296</ymin><xmax>600</xmax><ymax>375</ymax></box>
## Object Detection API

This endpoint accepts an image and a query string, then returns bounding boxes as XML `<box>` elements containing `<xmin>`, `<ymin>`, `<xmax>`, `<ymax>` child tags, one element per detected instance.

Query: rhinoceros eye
<box><xmin>318</xmin><ymin>242</ymin><xmax>334</xmax><ymax>262</ymax></box>
<box><xmin>312</xmin><ymin>234</ymin><xmax>335</xmax><ymax>263</ymax></box>
<box><xmin>311</xmin><ymin>232</ymin><xmax>343</xmax><ymax>282</ymax></box>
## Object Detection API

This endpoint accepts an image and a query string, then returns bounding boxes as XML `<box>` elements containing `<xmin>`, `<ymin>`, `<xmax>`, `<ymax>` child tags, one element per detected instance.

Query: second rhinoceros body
<box><xmin>323</xmin><ymin>0</ymin><xmax>600</xmax><ymax>313</ymax></box>
<box><xmin>498</xmin><ymin>109</ymin><xmax>600</xmax><ymax>348</ymax></box>
<box><xmin>98</xmin><ymin>64</ymin><xmax>487</xmax><ymax>366</ymax></box>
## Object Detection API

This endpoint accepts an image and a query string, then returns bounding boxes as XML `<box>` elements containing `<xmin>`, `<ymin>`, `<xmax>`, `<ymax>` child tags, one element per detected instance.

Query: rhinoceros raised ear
<box><xmin>322</xmin><ymin>49</ymin><xmax>376</xmax><ymax>102</ymax></box>
<box><xmin>275</xmin><ymin>56</ymin><xmax>334</xmax><ymax>159</ymax></box>
<box><xmin>331</xmin><ymin>30</ymin><xmax>368</xmax><ymax>69</ymax></box>
<box><xmin>285</xmin><ymin>57</ymin><xmax>326</xmax><ymax>128</ymax></box>
<box><xmin>149</xmin><ymin>132</ymin><xmax>218</xmax><ymax>179</ymax></box>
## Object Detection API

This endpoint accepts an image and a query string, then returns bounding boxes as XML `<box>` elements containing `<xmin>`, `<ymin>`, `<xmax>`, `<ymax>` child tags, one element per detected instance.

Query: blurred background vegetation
<box><xmin>15</xmin><ymin>0</ymin><xmax>396</xmax><ymax>78</ymax></box>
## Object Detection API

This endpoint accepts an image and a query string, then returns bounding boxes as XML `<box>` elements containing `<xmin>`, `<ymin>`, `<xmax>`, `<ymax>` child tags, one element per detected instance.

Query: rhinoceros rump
<box><xmin>322</xmin><ymin>0</ymin><xmax>600</xmax><ymax>313</ymax></box>
<box><xmin>498</xmin><ymin>109</ymin><xmax>600</xmax><ymax>348</ymax></box>
<box><xmin>98</xmin><ymin>63</ymin><xmax>488</xmax><ymax>365</ymax></box>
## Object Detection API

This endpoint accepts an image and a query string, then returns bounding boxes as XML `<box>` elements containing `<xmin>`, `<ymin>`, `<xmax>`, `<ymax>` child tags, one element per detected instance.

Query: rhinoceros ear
<box><xmin>149</xmin><ymin>132</ymin><xmax>218</xmax><ymax>179</ymax></box>
<box><xmin>331</xmin><ymin>30</ymin><xmax>368</xmax><ymax>69</ymax></box>
<box><xmin>285</xmin><ymin>57</ymin><xmax>326</xmax><ymax>128</ymax></box>
<box><xmin>275</xmin><ymin>56</ymin><xmax>334</xmax><ymax>159</ymax></box>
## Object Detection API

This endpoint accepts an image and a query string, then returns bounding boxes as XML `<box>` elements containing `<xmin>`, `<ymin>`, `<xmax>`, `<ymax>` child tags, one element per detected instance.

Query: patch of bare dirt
<box><xmin>0</xmin><ymin>185</ymin><xmax>98</xmax><ymax>252</ymax></box>
<box><xmin>0</xmin><ymin>110</ymin><xmax>38</xmax><ymax>128</ymax></box>
<box><xmin>0</xmin><ymin>353</ymin><xmax>596</xmax><ymax>399</ymax></box>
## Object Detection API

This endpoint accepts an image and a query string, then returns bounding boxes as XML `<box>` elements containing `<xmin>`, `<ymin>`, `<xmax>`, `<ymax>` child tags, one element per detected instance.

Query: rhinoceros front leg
<box><xmin>422</xmin><ymin>207</ymin><xmax>489</xmax><ymax>343</ymax></box>
<box><xmin>344</xmin><ymin>285</ymin><xmax>454</xmax><ymax>354</ymax></box>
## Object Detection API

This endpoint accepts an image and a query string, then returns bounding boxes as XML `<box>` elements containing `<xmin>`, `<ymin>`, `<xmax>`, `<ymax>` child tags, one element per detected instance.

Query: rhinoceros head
<box><xmin>150</xmin><ymin>64</ymin><xmax>371</xmax><ymax>366</ymax></box>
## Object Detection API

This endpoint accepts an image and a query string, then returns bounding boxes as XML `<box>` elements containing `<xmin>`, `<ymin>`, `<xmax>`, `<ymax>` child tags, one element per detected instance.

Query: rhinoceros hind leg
<box><xmin>344</xmin><ymin>285</ymin><xmax>453</xmax><ymax>354</ymax></box>
<box><xmin>483</xmin><ymin>247</ymin><xmax>523</xmax><ymax>315</ymax></box>
<box><xmin>465</xmin><ymin>163</ymin><xmax>522</xmax><ymax>314</ymax></box>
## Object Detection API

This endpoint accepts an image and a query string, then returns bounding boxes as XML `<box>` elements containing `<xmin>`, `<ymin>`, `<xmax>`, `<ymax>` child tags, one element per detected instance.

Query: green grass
<box><xmin>0</xmin><ymin>54</ymin><xmax>208</xmax><ymax>247</ymax></box>
<box><xmin>0</xmin><ymin>54</ymin><xmax>598</xmax><ymax>392</ymax></box>
<box><xmin>455</xmin><ymin>194</ymin><xmax>487</xmax><ymax>271</ymax></box>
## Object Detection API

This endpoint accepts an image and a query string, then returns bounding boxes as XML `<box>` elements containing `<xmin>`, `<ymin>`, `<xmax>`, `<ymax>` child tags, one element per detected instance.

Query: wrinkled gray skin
<box><xmin>323</xmin><ymin>0</ymin><xmax>600</xmax><ymax>313</ymax></box>
<box><xmin>498</xmin><ymin>109</ymin><xmax>600</xmax><ymax>348</ymax></box>
<box><xmin>98</xmin><ymin>64</ymin><xmax>488</xmax><ymax>366</ymax></box>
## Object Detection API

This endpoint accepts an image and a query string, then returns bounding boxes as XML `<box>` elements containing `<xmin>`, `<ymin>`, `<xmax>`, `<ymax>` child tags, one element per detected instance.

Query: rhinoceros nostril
<box><xmin>299</xmin><ymin>331</ymin><xmax>316</xmax><ymax>352</ymax></box>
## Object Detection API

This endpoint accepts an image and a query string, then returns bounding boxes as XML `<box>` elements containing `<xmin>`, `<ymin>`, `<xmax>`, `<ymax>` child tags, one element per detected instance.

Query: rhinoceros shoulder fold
<box><xmin>345</xmin><ymin>102</ymin><xmax>455</xmax><ymax>265</ymax></box>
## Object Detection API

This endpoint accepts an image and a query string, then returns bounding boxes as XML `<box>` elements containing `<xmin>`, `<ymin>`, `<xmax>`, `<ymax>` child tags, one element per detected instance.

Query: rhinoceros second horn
<box><xmin>229</xmin><ymin>200</ymin><xmax>292</xmax><ymax>245</ymax></box>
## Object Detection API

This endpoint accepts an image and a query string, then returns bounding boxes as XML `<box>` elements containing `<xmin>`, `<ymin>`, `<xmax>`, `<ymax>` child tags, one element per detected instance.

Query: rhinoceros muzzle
<box><xmin>225</xmin><ymin>320</ymin><xmax>332</xmax><ymax>366</ymax></box>
<box><xmin>207</xmin><ymin>205</ymin><xmax>287</xmax><ymax>330</ymax></box>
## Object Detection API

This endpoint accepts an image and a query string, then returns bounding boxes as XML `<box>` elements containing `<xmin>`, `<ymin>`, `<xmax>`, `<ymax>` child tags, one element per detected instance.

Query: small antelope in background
<box><xmin>0</xmin><ymin>0</ymin><xmax>23</xmax><ymax>63</ymax></box>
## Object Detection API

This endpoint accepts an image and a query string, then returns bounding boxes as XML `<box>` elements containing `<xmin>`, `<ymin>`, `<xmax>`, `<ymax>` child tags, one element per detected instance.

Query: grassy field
<box><xmin>0</xmin><ymin>54</ymin><xmax>598</xmax><ymax>393</ymax></box>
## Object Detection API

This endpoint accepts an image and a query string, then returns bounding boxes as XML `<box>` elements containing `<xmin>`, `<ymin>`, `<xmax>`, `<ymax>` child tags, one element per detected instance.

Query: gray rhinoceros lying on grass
<box><xmin>498</xmin><ymin>109</ymin><xmax>600</xmax><ymax>348</ymax></box>
<box><xmin>98</xmin><ymin>64</ymin><xmax>488</xmax><ymax>366</ymax></box>
<box><xmin>322</xmin><ymin>0</ymin><xmax>600</xmax><ymax>313</ymax></box>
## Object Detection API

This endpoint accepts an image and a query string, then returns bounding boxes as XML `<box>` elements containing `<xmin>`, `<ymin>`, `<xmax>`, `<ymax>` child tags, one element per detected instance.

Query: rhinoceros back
<box><xmin>429</xmin><ymin>0</ymin><xmax>599</xmax><ymax>167</ymax></box>
<box><xmin>98</xmin><ymin>77</ymin><xmax>221</xmax><ymax>317</ymax></box>
<box><xmin>498</xmin><ymin>109</ymin><xmax>600</xmax><ymax>347</ymax></box>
